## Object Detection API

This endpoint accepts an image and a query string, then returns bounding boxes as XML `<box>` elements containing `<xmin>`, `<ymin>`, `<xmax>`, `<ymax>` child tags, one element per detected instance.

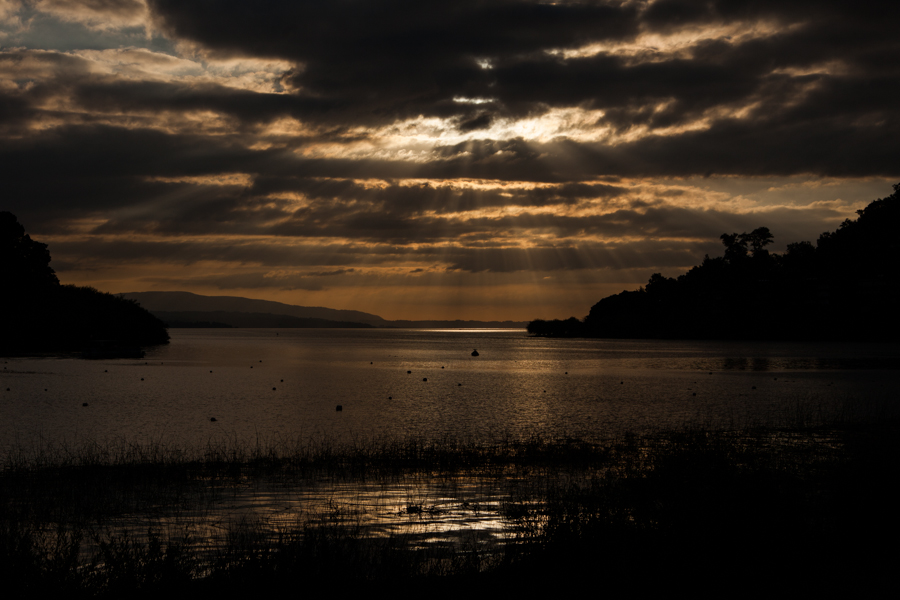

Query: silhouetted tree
<box><xmin>527</xmin><ymin>319</ymin><xmax>549</xmax><ymax>336</ymax></box>
<box><xmin>782</xmin><ymin>241</ymin><xmax>815</xmax><ymax>266</ymax></box>
<box><xmin>720</xmin><ymin>233</ymin><xmax>749</xmax><ymax>264</ymax></box>
<box><xmin>744</xmin><ymin>227</ymin><xmax>774</xmax><ymax>257</ymax></box>
<box><xmin>1</xmin><ymin>211</ymin><xmax>59</xmax><ymax>292</ymax></box>
<box><xmin>645</xmin><ymin>273</ymin><xmax>677</xmax><ymax>297</ymax></box>
<box><xmin>531</xmin><ymin>183</ymin><xmax>900</xmax><ymax>341</ymax></box>
<box><xmin>1</xmin><ymin>212</ymin><xmax>168</xmax><ymax>353</ymax></box>
<box><xmin>527</xmin><ymin>317</ymin><xmax>585</xmax><ymax>337</ymax></box>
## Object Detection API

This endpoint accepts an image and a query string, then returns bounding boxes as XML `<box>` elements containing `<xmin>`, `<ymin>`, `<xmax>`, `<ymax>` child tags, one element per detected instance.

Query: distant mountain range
<box><xmin>119</xmin><ymin>291</ymin><xmax>383</xmax><ymax>328</ymax></box>
<box><xmin>119</xmin><ymin>292</ymin><xmax>526</xmax><ymax>329</ymax></box>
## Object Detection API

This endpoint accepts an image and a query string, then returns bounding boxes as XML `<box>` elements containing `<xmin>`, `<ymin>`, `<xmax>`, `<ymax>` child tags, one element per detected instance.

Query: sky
<box><xmin>2</xmin><ymin>1</ymin><xmax>898</xmax><ymax>321</ymax></box>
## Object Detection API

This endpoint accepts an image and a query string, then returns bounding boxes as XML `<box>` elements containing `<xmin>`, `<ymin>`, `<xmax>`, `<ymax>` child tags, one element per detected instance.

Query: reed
<box><xmin>2</xmin><ymin>401</ymin><xmax>897</xmax><ymax>595</ymax></box>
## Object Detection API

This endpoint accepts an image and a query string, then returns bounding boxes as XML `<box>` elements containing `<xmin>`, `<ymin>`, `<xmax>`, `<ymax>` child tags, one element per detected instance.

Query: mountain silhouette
<box><xmin>119</xmin><ymin>291</ymin><xmax>386</xmax><ymax>325</ymax></box>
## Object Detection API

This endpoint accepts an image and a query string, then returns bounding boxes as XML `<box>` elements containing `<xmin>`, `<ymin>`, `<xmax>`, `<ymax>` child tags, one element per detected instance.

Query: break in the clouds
<box><xmin>1</xmin><ymin>1</ymin><xmax>897</xmax><ymax>320</ymax></box>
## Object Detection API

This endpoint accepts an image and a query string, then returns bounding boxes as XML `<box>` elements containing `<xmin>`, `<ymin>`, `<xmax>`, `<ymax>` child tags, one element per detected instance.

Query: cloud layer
<box><xmin>2</xmin><ymin>1</ymin><xmax>897</xmax><ymax>319</ymax></box>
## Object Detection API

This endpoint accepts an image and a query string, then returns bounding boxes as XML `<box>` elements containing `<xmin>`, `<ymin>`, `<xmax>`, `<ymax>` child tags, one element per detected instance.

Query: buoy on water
<box><xmin>471</xmin><ymin>349</ymin><xmax>479</xmax><ymax>357</ymax></box>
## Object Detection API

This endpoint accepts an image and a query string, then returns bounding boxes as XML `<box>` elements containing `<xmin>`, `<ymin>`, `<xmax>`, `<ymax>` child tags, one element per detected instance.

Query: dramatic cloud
<box><xmin>33</xmin><ymin>0</ymin><xmax>149</xmax><ymax>30</ymax></box>
<box><xmin>2</xmin><ymin>1</ymin><xmax>897</xmax><ymax>319</ymax></box>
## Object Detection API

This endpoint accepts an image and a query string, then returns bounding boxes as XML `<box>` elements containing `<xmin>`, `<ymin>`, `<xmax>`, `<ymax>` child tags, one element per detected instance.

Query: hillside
<box><xmin>153</xmin><ymin>310</ymin><xmax>373</xmax><ymax>329</ymax></box>
<box><xmin>528</xmin><ymin>183</ymin><xmax>900</xmax><ymax>342</ymax></box>
<box><xmin>1</xmin><ymin>212</ymin><xmax>169</xmax><ymax>353</ymax></box>
<box><xmin>122</xmin><ymin>291</ymin><xmax>527</xmax><ymax>329</ymax></box>
<box><xmin>120</xmin><ymin>291</ymin><xmax>385</xmax><ymax>325</ymax></box>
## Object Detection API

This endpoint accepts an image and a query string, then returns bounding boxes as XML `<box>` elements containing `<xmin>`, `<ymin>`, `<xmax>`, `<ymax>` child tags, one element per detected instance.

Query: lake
<box><xmin>2</xmin><ymin>328</ymin><xmax>899</xmax><ymax>452</ymax></box>
<box><xmin>4</xmin><ymin>328</ymin><xmax>900</xmax><ymax>567</ymax></box>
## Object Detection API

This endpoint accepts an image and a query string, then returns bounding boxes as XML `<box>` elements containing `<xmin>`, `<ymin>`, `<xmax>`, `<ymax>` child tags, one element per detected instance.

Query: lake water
<box><xmin>3</xmin><ymin>329</ymin><xmax>899</xmax><ymax>452</ymax></box>
<box><xmin>4</xmin><ymin>328</ymin><xmax>900</xmax><ymax>559</ymax></box>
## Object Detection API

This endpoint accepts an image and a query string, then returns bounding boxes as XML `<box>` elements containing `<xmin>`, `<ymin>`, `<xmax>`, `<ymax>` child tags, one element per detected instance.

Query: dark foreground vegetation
<box><xmin>3</xmin><ymin>402</ymin><xmax>897</xmax><ymax>596</ymax></box>
<box><xmin>530</xmin><ymin>183</ymin><xmax>900</xmax><ymax>341</ymax></box>
<box><xmin>0</xmin><ymin>212</ymin><xmax>168</xmax><ymax>353</ymax></box>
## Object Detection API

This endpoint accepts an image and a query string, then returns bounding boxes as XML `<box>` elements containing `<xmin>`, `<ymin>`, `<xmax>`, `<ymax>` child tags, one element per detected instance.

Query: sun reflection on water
<box><xmin>75</xmin><ymin>470</ymin><xmax>551</xmax><ymax>565</ymax></box>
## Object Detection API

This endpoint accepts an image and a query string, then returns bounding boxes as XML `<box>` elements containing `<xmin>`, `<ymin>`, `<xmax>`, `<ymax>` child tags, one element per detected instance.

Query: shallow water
<box><xmin>2</xmin><ymin>329</ymin><xmax>899</xmax><ymax>451</ymax></box>
<box><xmin>90</xmin><ymin>471</ymin><xmax>521</xmax><ymax>561</ymax></box>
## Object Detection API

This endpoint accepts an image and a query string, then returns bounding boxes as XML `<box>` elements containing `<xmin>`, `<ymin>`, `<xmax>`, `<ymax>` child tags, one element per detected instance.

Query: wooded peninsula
<box><xmin>1</xmin><ymin>212</ymin><xmax>169</xmax><ymax>354</ymax></box>
<box><xmin>528</xmin><ymin>184</ymin><xmax>900</xmax><ymax>341</ymax></box>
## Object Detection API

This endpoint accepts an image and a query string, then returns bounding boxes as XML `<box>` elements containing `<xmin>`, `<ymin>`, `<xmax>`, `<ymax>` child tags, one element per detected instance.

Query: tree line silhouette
<box><xmin>1</xmin><ymin>212</ymin><xmax>169</xmax><ymax>353</ymax></box>
<box><xmin>528</xmin><ymin>183</ymin><xmax>900</xmax><ymax>341</ymax></box>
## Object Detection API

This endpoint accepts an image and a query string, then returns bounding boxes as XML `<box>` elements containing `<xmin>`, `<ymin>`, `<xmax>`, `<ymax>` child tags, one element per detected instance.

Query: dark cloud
<box><xmin>47</xmin><ymin>199</ymin><xmax>842</xmax><ymax>276</ymax></box>
<box><xmin>589</xmin><ymin>112</ymin><xmax>900</xmax><ymax>178</ymax></box>
<box><xmin>49</xmin><ymin>238</ymin><xmax>403</xmax><ymax>268</ymax></box>
<box><xmin>71</xmin><ymin>79</ymin><xmax>316</xmax><ymax>126</ymax></box>
<box><xmin>7</xmin><ymin>0</ymin><xmax>900</xmax><ymax>184</ymax></box>
<box><xmin>457</xmin><ymin>112</ymin><xmax>494</xmax><ymax>132</ymax></box>
<box><xmin>148</xmin><ymin>0</ymin><xmax>639</xmax><ymax>124</ymax></box>
<box><xmin>133</xmin><ymin>1</ymin><xmax>899</xmax><ymax>145</ymax></box>
<box><xmin>52</xmin><ymin>234</ymin><xmax>716</xmax><ymax>278</ymax></box>
<box><xmin>38</xmin><ymin>0</ymin><xmax>147</xmax><ymax>20</ymax></box>
<box><xmin>0</xmin><ymin>124</ymin><xmax>295</xmax><ymax>231</ymax></box>
<box><xmin>0</xmin><ymin>92</ymin><xmax>32</xmax><ymax>133</ymax></box>
<box><xmin>4</xmin><ymin>1</ymin><xmax>898</xmax><ymax>317</ymax></box>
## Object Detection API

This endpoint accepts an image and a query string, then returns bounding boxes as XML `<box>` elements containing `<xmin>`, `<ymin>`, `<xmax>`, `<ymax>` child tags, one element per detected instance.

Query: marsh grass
<box><xmin>2</xmin><ymin>399</ymin><xmax>898</xmax><ymax>595</ymax></box>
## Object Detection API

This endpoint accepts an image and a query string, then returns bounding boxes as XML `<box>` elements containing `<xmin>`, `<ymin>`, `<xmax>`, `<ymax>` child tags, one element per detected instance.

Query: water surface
<box><xmin>2</xmin><ymin>329</ymin><xmax>898</xmax><ymax>450</ymax></box>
